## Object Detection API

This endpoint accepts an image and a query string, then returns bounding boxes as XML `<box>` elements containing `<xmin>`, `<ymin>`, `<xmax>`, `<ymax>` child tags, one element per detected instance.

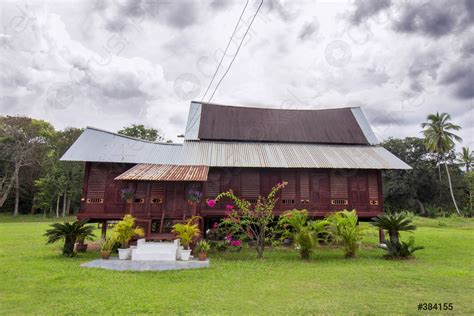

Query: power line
<box><xmin>207</xmin><ymin>0</ymin><xmax>264</xmax><ymax>103</ymax></box>
<box><xmin>200</xmin><ymin>0</ymin><xmax>250</xmax><ymax>102</ymax></box>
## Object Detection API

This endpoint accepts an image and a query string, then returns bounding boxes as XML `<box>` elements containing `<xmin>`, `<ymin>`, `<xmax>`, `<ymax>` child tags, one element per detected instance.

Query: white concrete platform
<box><xmin>132</xmin><ymin>239</ymin><xmax>179</xmax><ymax>261</ymax></box>
<box><xmin>81</xmin><ymin>257</ymin><xmax>209</xmax><ymax>271</ymax></box>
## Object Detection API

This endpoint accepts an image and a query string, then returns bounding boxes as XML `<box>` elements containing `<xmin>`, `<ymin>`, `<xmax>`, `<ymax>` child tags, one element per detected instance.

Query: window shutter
<box><xmin>242</xmin><ymin>170</ymin><xmax>260</xmax><ymax>198</ymax></box>
<box><xmin>206</xmin><ymin>171</ymin><xmax>220</xmax><ymax>198</ymax></box>
<box><xmin>330</xmin><ymin>173</ymin><xmax>348</xmax><ymax>199</ymax></box>
<box><xmin>281</xmin><ymin>171</ymin><xmax>296</xmax><ymax>200</ymax></box>
<box><xmin>368</xmin><ymin>171</ymin><xmax>378</xmax><ymax>200</ymax></box>
<box><xmin>87</xmin><ymin>163</ymin><xmax>106</xmax><ymax>200</ymax></box>
<box><xmin>300</xmin><ymin>173</ymin><xmax>310</xmax><ymax>200</ymax></box>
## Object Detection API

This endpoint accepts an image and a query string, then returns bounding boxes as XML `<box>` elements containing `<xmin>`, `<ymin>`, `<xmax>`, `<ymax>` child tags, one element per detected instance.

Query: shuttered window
<box><xmin>242</xmin><ymin>170</ymin><xmax>260</xmax><ymax>198</ymax></box>
<box><xmin>330</xmin><ymin>173</ymin><xmax>348</xmax><ymax>199</ymax></box>
<box><xmin>134</xmin><ymin>183</ymin><xmax>147</xmax><ymax>203</ymax></box>
<box><xmin>206</xmin><ymin>171</ymin><xmax>220</xmax><ymax>198</ymax></box>
<box><xmin>300</xmin><ymin>173</ymin><xmax>310</xmax><ymax>200</ymax></box>
<box><xmin>311</xmin><ymin>171</ymin><xmax>330</xmax><ymax>204</ymax></box>
<box><xmin>281</xmin><ymin>171</ymin><xmax>296</xmax><ymax>204</ymax></box>
<box><xmin>86</xmin><ymin>163</ymin><xmax>106</xmax><ymax>201</ymax></box>
<box><xmin>368</xmin><ymin>171</ymin><xmax>379</xmax><ymax>199</ymax></box>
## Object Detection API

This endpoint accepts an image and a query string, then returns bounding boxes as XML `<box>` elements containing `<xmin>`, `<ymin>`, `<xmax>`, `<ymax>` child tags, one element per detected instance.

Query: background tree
<box><xmin>421</xmin><ymin>112</ymin><xmax>462</xmax><ymax>215</ymax></box>
<box><xmin>118</xmin><ymin>124</ymin><xmax>164</xmax><ymax>142</ymax></box>
<box><xmin>0</xmin><ymin>117</ymin><xmax>54</xmax><ymax>216</ymax></box>
<box><xmin>457</xmin><ymin>147</ymin><xmax>473</xmax><ymax>172</ymax></box>
<box><xmin>382</xmin><ymin>137</ymin><xmax>438</xmax><ymax>214</ymax></box>
<box><xmin>33</xmin><ymin>128</ymin><xmax>84</xmax><ymax>217</ymax></box>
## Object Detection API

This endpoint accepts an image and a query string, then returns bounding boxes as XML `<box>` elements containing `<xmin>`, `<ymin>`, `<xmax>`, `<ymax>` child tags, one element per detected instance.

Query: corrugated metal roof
<box><xmin>115</xmin><ymin>164</ymin><xmax>209</xmax><ymax>181</ymax></box>
<box><xmin>186</xmin><ymin>102</ymin><xmax>371</xmax><ymax>145</ymax></box>
<box><xmin>60</xmin><ymin>127</ymin><xmax>182</xmax><ymax>164</ymax></box>
<box><xmin>60</xmin><ymin>126</ymin><xmax>411</xmax><ymax>170</ymax></box>
<box><xmin>180</xmin><ymin>141</ymin><xmax>411</xmax><ymax>169</ymax></box>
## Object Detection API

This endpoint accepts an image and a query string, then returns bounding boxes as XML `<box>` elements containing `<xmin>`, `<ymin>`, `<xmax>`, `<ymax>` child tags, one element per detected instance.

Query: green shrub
<box><xmin>172</xmin><ymin>216</ymin><xmax>201</xmax><ymax>250</ymax></box>
<box><xmin>326</xmin><ymin>210</ymin><xmax>364</xmax><ymax>258</ymax></box>
<box><xmin>111</xmin><ymin>215</ymin><xmax>145</xmax><ymax>248</ymax></box>
<box><xmin>385</xmin><ymin>237</ymin><xmax>424</xmax><ymax>259</ymax></box>
<box><xmin>371</xmin><ymin>213</ymin><xmax>423</xmax><ymax>259</ymax></box>
<box><xmin>101</xmin><ymin>237</ymin><xmax>116</xmax><ymax>251</ymax></box>
<box><xmin>294</xmin><ymin>227</ymin><xmax>314</xmax><ymax>260</ymax></box>
<box><xmin>196</xmin><ymin>240</ymin><xmax>211</xmax><ymax>253</ymax></box>
<box><xmin>44</xmin><ymin>220</ymin><xmax>95</xmax><ymax>257</ymax></box>
<box><xmin>278</xmin><ymin>209</ymin><xmax>327</xmax><ymax>260</ymax></box>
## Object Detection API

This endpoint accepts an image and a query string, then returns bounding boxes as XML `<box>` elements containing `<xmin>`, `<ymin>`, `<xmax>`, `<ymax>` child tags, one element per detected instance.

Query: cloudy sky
<box><xmin>1</xmin><ymin>0</ymin><xmax>472</xmax><ymax>147</ymax></box>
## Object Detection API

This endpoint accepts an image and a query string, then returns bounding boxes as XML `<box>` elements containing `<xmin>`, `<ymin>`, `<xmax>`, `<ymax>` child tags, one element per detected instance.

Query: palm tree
<box><xmin>421</xmin><ymin>112</ymin><xmax>462</xmax><ymax>215</ymax></box>
<box><xmin>44</xmin><ymin>220</ymin><xmax>95</xmax><ymax>257</ymax></box>
<box><xmin>371</xmin><ymin>213</ymin><xmax>417</xmax><ymax>245</ymax></box>
<box><xmin>457</xmin><ymin>147</ymin><xmax>473</xmax><ymax>172</ymax></box>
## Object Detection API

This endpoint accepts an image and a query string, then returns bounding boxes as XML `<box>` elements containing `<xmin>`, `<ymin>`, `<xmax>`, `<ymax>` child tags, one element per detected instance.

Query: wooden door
<box><xmin>150</xmin><ymin>182</ymin><xmax>165</xmax><ymax>217</ymax></box>
<box><xmin>311</xmin><ymin>171</ymin><xmax>330</xmax><ymax>211</ymax></box>
<box><xmin>164</xmin><ymin>182</ymin><xmax>186</xmax><ymax>219</ymax></box>
<box><xmin>349</xmin><ymin>172</ymin><xmax>369</xmax><ymax>211</ymax></box>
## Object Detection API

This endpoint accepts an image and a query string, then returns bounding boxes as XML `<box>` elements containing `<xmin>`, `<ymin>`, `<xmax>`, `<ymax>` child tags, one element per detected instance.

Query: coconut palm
<box><xmin>44</xmin><ymin>220</ymin><xmax>95</xmax><ymax>257</ymax></box>
<box><xmin>371</xmin><ymin>213</ymin><xmax>416</xmax><ymax>245</ymax></box>
<box><xmin>421</xmin><ymin>112</ymin><xmax>462</xmax><ymax>215</ymax></box>
<box><xmin>457</xmin><ymin>147</ymin><xmax>473</xmax><ymax>172</ymax></box>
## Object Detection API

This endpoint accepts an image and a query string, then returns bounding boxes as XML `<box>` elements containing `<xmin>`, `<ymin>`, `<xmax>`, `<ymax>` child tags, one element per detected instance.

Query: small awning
<box><xmin>115</xmin><ymin>164</ymin><xmax>209</xmax><ymax>181</ymax></box>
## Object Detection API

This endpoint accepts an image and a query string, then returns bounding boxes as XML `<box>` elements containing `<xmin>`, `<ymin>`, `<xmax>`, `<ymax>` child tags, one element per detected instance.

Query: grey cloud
<box><xmin>263</xmin><ymin>0</ymin><xmax>299</xmax><ymax>22</ymax></box>
<box><xmin>348</xmin><ymin>0</ymin><xmax>473</xmax><ymax>38</ymax></box>
<box><xmin>298</xmin><ymin>21</ymin><xmax>319</xmax><ymax>41</ymax></box>
<box><xmin>209</xmin><ymin>0</ymin><xmax>232</xmax><ymax>11</ymax></box>
<box><xmin>349</xmin><ymin>0</ymin><xmax>391</xmax><ymax>25</ymax></box>
<box><xmin>97</xmin><ymin>0</ymin><xmax>199</xmax><ymax>32</ymax></box>
<box><xmin>440</xmin><ymin>60</ymin><xmax>474</xmax><ymax>99</ymax></box>
<box><xmin>393</xmin><ymin>1</ymin><xmax>459</xmax><ymax>38</ymax></box>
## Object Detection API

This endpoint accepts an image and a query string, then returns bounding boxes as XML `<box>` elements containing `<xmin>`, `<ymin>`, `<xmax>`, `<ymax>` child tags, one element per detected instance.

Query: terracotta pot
<box><xmin>75</xmin><ymin>242</ymin><xmax>88</xmax><ymax>253</ymax></box>
<box><xmin>100</xmin><ymin>250</ymin><xmax>111</xmax><ymax>259</ymax></box>
<box><xmin>198</xmin><ymin>252</ymin><xmax>208</xmax><ymax>261</ymax></box>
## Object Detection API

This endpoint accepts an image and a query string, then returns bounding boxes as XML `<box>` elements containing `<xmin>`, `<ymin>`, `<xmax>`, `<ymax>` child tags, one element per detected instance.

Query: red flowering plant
<box><xmin>210</xmin><ymin>181</ymin><xmax>287</xmax><ymax>259</ymax></box>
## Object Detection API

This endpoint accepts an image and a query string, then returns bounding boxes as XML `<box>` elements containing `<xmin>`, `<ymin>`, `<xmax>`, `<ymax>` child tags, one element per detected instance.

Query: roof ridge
<box><xmin>193</xmin><ymin>101</ymin><xmax>359</xmax><ymax>112</ymax></box>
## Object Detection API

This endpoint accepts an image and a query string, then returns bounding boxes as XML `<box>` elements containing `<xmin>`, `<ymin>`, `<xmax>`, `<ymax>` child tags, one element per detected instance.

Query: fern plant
<box><xmin>371</xmin><ymin>213</ymin><xmax>416</xmax><ymax>245</ymax></box>
<box><xmin>172</xmin><ymin>216</ymin><xmax>201</xmax><ymax>250</ymax></box>
<box><xmin>111</xmin><ymin>215</ymin><xmax>145</xmax><ymax>248</ymax></box>
<box><xmin>44</xmin><ymin>220</ymin><xmax>95</xmax><ymax>257</ymax></box>
<box><xmin>278</xmin><ymin>209</ymin><xmax>328</xmax><ymax>260</ymax></box>
<box><xmin>385</xmin><ymin>237</ymin><xmax>424</xmax><ymax>259</ymax></box>
<box><xmin>371</xmin><ymin>213</ymin><xmax>423</xmax><ymax>259</ymax></box>
<box><xmin>326</xmin><ymin>210</ymin><xmax>365</xmax><ymax>258</ymax></box>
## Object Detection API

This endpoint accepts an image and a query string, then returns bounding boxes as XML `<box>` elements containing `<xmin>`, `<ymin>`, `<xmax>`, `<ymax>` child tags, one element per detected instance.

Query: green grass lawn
<box><xmin>0</xmin><ymin>215</ymin><xmax>473</xmax><ymax>315</ymax></box>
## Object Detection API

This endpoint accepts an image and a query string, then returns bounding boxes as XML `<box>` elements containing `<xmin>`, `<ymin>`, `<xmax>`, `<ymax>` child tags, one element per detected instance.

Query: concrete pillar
<box><xmin>378</xmin><ymin>228</ymin><xmax>385</xmax><ymax>244</ymax></box>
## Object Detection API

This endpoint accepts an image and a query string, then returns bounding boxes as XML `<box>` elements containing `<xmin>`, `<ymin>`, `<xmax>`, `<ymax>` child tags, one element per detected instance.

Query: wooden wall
<box><xmin>80</xmin><ymin>163</ymin><xmax>383</xmax><ymax>226</ymax></box>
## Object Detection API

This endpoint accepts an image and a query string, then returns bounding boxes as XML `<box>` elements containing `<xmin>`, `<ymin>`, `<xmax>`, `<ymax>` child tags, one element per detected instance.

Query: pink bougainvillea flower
<box><xmin>212</xmin><ymin>222</ymin><xmax>218</xmax><ymax>229</ymax></box>
<box><xmin>231</xmin><ymin>240</ymin><xmax>242</xmax><ymax>247</ymax></box>
<box><xmin>225</xmin><ymin>204</ymin><xmax>234</xmax><ymax>210</ymax></box>
<box><xmin>207</xmin><ymin>199</ymin><xmax>216</xmax><ymax>208</ymax></box>
<box><xmin>225</xmin><ymin>234</ymin><xmax>232</xmax><ymax>241</ymax></box>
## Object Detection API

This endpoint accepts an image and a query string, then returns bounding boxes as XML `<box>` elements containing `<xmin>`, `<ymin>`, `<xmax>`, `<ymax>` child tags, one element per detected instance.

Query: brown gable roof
<box><xmin>197</xmin><ymin>103</ymin><xmax>370</xmax><ymax>144</ymax></box>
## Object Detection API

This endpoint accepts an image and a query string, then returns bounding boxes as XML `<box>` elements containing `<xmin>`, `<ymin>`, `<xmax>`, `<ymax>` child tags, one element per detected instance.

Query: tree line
<box><xmin>0</xmin><ymin>113</ymin><xmax>472</xmax><ymax>217</ymax></box>
<box><xmin>0</xmin><ymin>119</ymin><xmax>165</xmax><ymax>217</ymax></box>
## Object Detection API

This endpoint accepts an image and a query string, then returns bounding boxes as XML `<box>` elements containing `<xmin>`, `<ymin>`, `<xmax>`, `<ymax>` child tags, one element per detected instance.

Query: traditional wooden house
<box><xmin>61</xmin><ymin>102</ymin><xmax>410</xmax><ymax>239</ymax></box>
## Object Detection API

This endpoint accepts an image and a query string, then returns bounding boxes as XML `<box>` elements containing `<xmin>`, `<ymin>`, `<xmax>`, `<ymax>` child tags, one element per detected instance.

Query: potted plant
<box><xmin>100</xmin><ymin>237</ymin><xmax>115</xmax><ymax>259</ymax></box>
<box><xmin>44</xmin><ymin>220</ymin><xmax>95</xmax><ymax>257</ymax></box>
<box><xmin>172</xmin><ymin>216</ymin><xmax>201</xmax><ymax>261</ymax></box>
<box><xmin>111</xmin><ymin>215</ymin><xmax>145</xmax><ymax>260</ymax></box>
<box><xmin>121</xmin><ymin>188</ymin><xmax>135</xmax><ymax>204</ymax></box>
<box><xmin>186</xmin><ymin>188</ymin><xmax>203</xmax><ymax>216</ymax></box>
<box><xmin>196</xmin><ymin>240</ymin><xmax>210</xmax><ymax>261</ymax></box>
<box><xmin>74</xmin><ymin>235</ymin><xmax>87</xmax><ymax>252</ymax></box>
